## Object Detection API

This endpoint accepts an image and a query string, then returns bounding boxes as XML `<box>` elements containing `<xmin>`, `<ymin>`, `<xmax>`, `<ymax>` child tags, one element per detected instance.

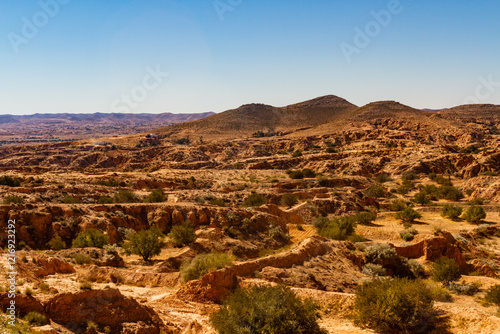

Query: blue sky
<box><xmin>1</xmin><ymin>0</ymin><xmax>499</xmax><ymax>115</ymax></box>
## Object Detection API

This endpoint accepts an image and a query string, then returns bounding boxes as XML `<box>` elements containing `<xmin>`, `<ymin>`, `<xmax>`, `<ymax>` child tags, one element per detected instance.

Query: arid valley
<box><xmin>1</xmin><ymin>95</ymin><xmax>500</xmax><ymax>333</ymax></box>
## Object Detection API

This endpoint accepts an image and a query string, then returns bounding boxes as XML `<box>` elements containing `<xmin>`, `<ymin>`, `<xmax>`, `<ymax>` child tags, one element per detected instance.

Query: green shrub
<box><xmin>428</xmin><ymin>172</ymin><xmax>437</xmax><ymax>180</ymax></box>
<box><xmin>280</xmin><ymin>194</ymin><xmax>298</xmax><ymax>208</ymax></box>
<box><xmin>210</xmin><ymin>285</ymin><xmax>327</xmax><ymax>334</ymax></box>
<box><xmin>180</xmin><ymin>253</ymin><xmax>233</xmax><ymax>282</ymax></box>
<box><xmin>296</xmin><ymin>224</ymin><xmax>304</xmax><ymax>231</ymax></box>
<box><xmin>79</xmin><ymin>281</ymin><xmax>93</xmax><ymax>290</ymax></box>
<box><xmin>467</xmin><ymin>197</ymin><xmax>484</xmax><ymax>206</ymax></box>
<box><xmin>72</xmin><ymin>229</ymin><xmax>109</xmax><ymax>248</ymax></box>
<box><xmin>0</xmin><ymin>175</ymin><xmax>22</xmax><ymax>187</ymax></box>
<box><xmin>312</xmin><ymin>217</ymin><xmax>329</xmax><ymax>229</ymax></box>
<box><xmin>485</xmin><ymin>284</ymin><xmax>500</xmax><ymax>305</ymax></box>
<box><xmin>362</xmin><ymin>263</ymin><xmax>386</xmax><ymax>277</ymax></box>
<box><xmin>434</xmin><ymin>175</ymin><xmax>452</xmax><ymax>186</ymax></box>
<box><xmin>408</xmin><ymin>259</ymin><xmax>425</xmax><ymax>278</ymax></box>
<box><xmin>123</xmin><ymin>226</ymin><xmax>164</xmax><ymax>261</ymax></box>
<box><xmin>302</xmin><ymin>168</ymin><xmax>316</xmax><ymax>178</ymax></box>
<box><xmin>292</xmin><ymin>150</ymin><xmax>303</xmax><ymax>157</ymax></box>
<box><xmin>462</xmin><ymin>205</ymin><xmax>486</xmax><ymax>223</ymax></box>
<box><xmin>375</xmin><ymin>173</ymin><xmax>392</xmax><ymax>183</ymax></box>
<box><xmin>62</xmin><ymin>196</ymin><xmax>82</xmax><ymax>204</ymax></box>
<box><xmin>365</xmin><ymin>185</ymin><xmax>387</xmax><ymax>198</ymax></box>
<box><xmin>289</xmin><ymin>170</ymin><xmax>304</xmax><ymax>179</ymax></box>
<box><xmin>143</xmin><ymin>189</ymin><xmax>166</xmax><ymax>203</ymax></box>
<box><xmin>447</xmin><ymin>282</ymin><xmax>480</xmax><ymax>296</ymax></box>
<box><xmin>24</xmin><ymin>312</ymin><xmax>48</xmax><ymax>326</ymax></box>
<box><xmin>397</xmin><ymin>179</ymin><xmax>414</xmax><ymax>195</ymax></box>
<box><xmin>432</xmin><ymin>257</ymin><xmax>461</xmax><ymax>283</ymax></box>
<box><xmin>441</xmin><ymin>205</ymin><xmax>463</xmax><ymax>220</ymax></box>
<box><xmin>268</xmin><ymin>224</ymin><xmax>291</xmax><ymax>241</ymax></box>
<box><xmin>95</xmin><ymin>179</ymin><xmax>120</xmax><ymax>187</ymax></box>
<box><xmin>97</xmin><ymin>196</ymin><xmax>113</xmax><ymax>204</ymax></box>
<box><xmin>388</xmin><ymin>199</ymin><xmax>411</xmax><ymax>212</ymax></box>
<box><xmin>316</xmin><ymin>216</ymin><xmax>356</xmax><ymax>241</ymax></box>
<box><xmin>354</xmin><ymin>212</ymin><xmax>377</xmax><ymax>225</ymax></box>
<box><xmin>412</xmin><ymin>192</ymin><xmax>431</xmax><ymax>206</ymax></box>
<box><xmin>364</xmin><ymin>243</ymin><xmax>398</xmax><ymax>264</ymax></box>
<box><xmin>209</xmin><ymin>198</ymin><xmax>227</xmax><ymax>207</ymax></box>
<box><xmin>439</xmin><ymin>186</ymin><xmax>463</xmax><ymax>201</ymax></box>
<box><xmin>348</xmin><ymin>234</ymin><xmax>366</xmax><ymax>243</ymax></box>
<box><xmin>242</xmin><ymin>193</ymin><xmax>267</xmax><ymax>207</ymax></box>
<box><xmin>395</xmin><ymin>207</ymin><xmax>422</xmax><ymax>224</ymax></box>
<box><xmin>47</xmin><ymin>235</ymin><xmax>66</xmax><ymax>250</ymax></box>
<box><xmin>168</xmin><ymin>221</ymin><xmax>197</xmax><ymax>247</ymax></box>
<box><xmin>354</xmin><ymin>278</ymin><xmax>435</xmax><ymax>333</ymax></box>
<box><xmin>72</xmin><ymin>254</ymin><xmax>93</xmax><ymax>265</ymax></box>
<box><xmin>402</xmin><ymin>172</ymin><xmax>418</xmax><ymax>181</ymax></box>
<box><xmin>400</xmin><ymin>227</ymin><xmax>418</xmax><ymax>241</ymax></box>
<box><xmin>113</xmin><ymin>190</ymin><xmax>139</xmax><ymax>203</ymax></box>
<box><xmin>3</xmin><ymin>195</ymin><xmax>24</xmax><ymax>204</ymax></box>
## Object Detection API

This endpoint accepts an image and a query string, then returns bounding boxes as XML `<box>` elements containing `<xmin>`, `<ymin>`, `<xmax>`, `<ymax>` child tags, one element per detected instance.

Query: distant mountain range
<box><xmin>156</xmin><ymin>95</ymin><xmax>500</xmax><ymax>139</ymax></box>
<box><xmin>0</xmin><ymin>112</ymin><xmax>215</xmax><ymax>125</ymax></box>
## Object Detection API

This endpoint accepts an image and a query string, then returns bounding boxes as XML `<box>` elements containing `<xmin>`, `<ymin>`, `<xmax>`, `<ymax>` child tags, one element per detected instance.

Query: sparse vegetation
<box><xmin>280</xmin><ymin>194</ymin><xmax>298</xmax><ymax>208</ymax></box>
<box><xmin>143</xmin><ymin>189</ymin><xmax>166</xmax><ymax>203</ymax></box>
<box><xmin>123</xmin><ymin>226</ymin><xmax>164</xmax><ymax>262</ymax></box>
<box><xmin>0</xmin><ymin>175</ymin><xmax>22</xmax><ymax>187</ymax></box>
<box><xmin>47</xmin><ymin>235</ymin><xmax>66</xmax><ymax>250</ymax></box>
<box><xmin>168</xmin><ymin>221</ymin><xmax>197</xmax><ymax>247</ymax></box>
<box><xmin>23</xmin><ymin>312</ymin><xmax>48</xmax><ymax>326</ymax></box>
<box><xmin>316</xmin><ymin>216</ymin><xmax>356</xmax><ymax>241</ymax></box>
<box><xmin>72</xmin><ymin>229</ymin><xmax>109</xmax><ymax>248</ymax></box>
<box><xmin>3</xmin><ymin>195</ymin><xmax>24</xmax><ymax>204</ymax></box>
<box><xmin>180</xmin><ymin>252</ymin><xmax>233</xmax><ymax>282</ymax></box>
<box><xmin>484</xmin><ymin>284</ymin><xmax>500</xmax><ymax>306</ymax></box>
<box><xmin>113</xmin><ymin>190</ymin><xmax>140</xmax><ymax>203</ymax></box>
<box><xmin>365</xmin><ymin>185</ymin><xmax>387</xmax><ymax>198</ymax></box>
<box><xmin>462</xmin><ymin>205</ymin><xmax>486</xmax><ymax>223</ymax></box>
<box><xmin>441</xmin><ymin>205</ymin><xmax>463</xmax><ymax>220</ymax></box>
<box><xmin>432</xmin><ymin>257</ymin><xmax>461</xmax><ymax>284</ymax></box>
<box><xmin>354</xmin><ymin>278</ymin><xmax>435</xmax><ymax>333</ymax></box>
<box><xmin>395</xmin><ymin>207</ymin><xmax>422</xmax><ymax>224</ymax></box>
<box><xmin>210</xmin><ymin>285</ymin><xmax>327</xmax><ymax>334</ymax></box>
<box><xmin>242</xmin><ymin>192</ymin><xmax>267</xmax><ymax>207</ymax></box>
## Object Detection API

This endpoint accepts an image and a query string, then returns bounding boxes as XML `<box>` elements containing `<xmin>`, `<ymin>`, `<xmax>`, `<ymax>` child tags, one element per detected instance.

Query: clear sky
<box><xmin>1</xmin><ymin>0</ymin><xmax>499</xmax><ymax>115</ymax></box>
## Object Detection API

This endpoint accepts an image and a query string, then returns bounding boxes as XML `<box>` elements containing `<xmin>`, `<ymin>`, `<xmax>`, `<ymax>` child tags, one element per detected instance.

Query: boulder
<box><xmin>0</xmin><ymin>293</ymin><xmax>46</xmax><ymax>317</ymax></box>
<box><xmin>44</xmin><ymin>288</ymin><xmax>163</xmax><ymax>334</ymax></box>
<box><xmin>34</xmin><ymin>255</ymin><xmax>76</xmax><ymax>277</ymax></box>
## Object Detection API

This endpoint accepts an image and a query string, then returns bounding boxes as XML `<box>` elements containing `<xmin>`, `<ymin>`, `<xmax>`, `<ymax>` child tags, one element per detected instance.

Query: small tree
<box><xmin>180</xmin><ymin>252</ymin><xmax>233</xmax><ymax>282</ymax></box>
<box><xmin>432</xmin><ymin>257</ymin><xmax>461</xmax><ymax>284</ymax></box>
<box><xmin>462</xmin><ymin>205</ymin><xmax>486</xmax><ymax>223</ymax></box>
<box><xmin>395</xmin><ymin>207</ymin><xmax>422</xmax><ymax>224</ymax></box>
<box><xmin>242</xmin><ymin>193</ymin><xmax>267</xmax><ymax>207</ymax></box>
<box><xmin>365</xmin><ymin>185</ymin><xmax>387</xmax><ymax>198</ymax></box>
<box><xmin>47</xmin><ymin>235</ymin><xmax>66</xmax><ymax>250</ymax></box>
<box><xmin>143</xmin><ymin>189</ymin><xmax>166</xmax><ymax>203</ymax></box>
<box><xmin>124</xmin><ymin>226</ymin><xmax>164</xmax><ymax>262</ymax></box>
<box><xmin>280</xmin><ymin>194</ymin><xmax>298</xmax><ymax>208</ymax></box>
<box><xmin>168</xmin><ymin>221</ymin><xmax>197</xmax><ymax>247</ymax></box>
<box><xmin>441</xmin><ymin>205</ymin><xmax>463</xmax><ymax>221</ymax></box>
<box><xmin>412</xmin><ymin>192</ymin><xmax>431</xmax><ymax>206</ymax></box>
<box><xmin>355</xmin><ymin>212</ymin><xmax>377</xmax><ymax>225</ymax></box>
<box><xmin>72</xmin><ymin>229</ymin><xmax>109</xmax><ymax>248</ymax></box>
<box><xmin>485</xmin><ymin>284</ymin><xmax>500</xmax><ymax>306</ymax></box>
<box><xmin>113</xmin><ymin>190</ymin><xmax>139</xmax><ymax>203</ymax></box>
<box><xmin>354</xmin><ymin>278</ymin><xmax>435</xmax><ymax>333</ymax></box>
<box><xmin>210</xmin><ymin>285</ymin><xmax>327</xmax><ymax>334</ymax></box>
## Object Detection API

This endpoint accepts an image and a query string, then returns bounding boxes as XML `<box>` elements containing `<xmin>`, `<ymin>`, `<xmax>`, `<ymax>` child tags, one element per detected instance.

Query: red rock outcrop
<box><xmin>0</xmin><ymin>293</ymin><xmax>46</xmax><ymax>317</ymax></box>
<box><xmin>34</xmin><ymin>255</ymin><xmax>76</xmax><ymax>277</ymax></box>
<box><xmin>44</xmin><ymin>288</ymin><xmax>164</xmax><ymax>334</ymax></box>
